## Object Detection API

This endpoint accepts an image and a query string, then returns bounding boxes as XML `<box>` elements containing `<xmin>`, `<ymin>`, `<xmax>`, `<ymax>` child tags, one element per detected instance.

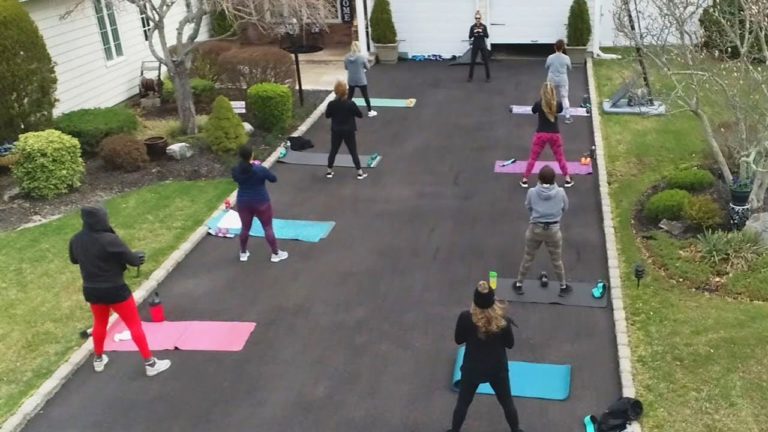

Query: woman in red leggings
<box><xmin>520</xmin><ymin>82</ymin><xmax>574</xmax><ymax>189</ymax></box>
<box><xmin>69</xmin><ymin>205</ymin><xmax>171</xmax><ymax>377</ymax></box>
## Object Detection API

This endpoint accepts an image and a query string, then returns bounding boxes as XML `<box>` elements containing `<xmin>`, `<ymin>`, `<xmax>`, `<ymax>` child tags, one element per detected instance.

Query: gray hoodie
<box><xmin>345</xmin><ymin>53</ymin><xmax>369</xmax><ymax>86</ymax></box>
<box><xmin>545</xmin><ymin>52</ymin><xmax>572</xmax><ymax>86</ymax></box>
<box><xmin>525</xmin><ymin>184</ymin><xmax>569</xmax><ymax>223</ymax></box>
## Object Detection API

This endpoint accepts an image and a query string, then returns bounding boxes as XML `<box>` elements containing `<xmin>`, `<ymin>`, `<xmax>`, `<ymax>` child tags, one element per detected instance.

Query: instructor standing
<box><xmin>467</xmin><ymin>11</ymin><xmax>491</xmax><ymax>82</ymax></box>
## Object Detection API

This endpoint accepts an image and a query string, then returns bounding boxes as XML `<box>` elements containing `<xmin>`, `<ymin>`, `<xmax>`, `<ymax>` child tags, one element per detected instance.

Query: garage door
<box><xmin>389</xmin><ymin>0</ymin><xmax>476</xmax><ymax>57</ymax></box>
<box><xmin>488</xmin><ymin>0</ymin><xmax>573</xmax><ymax>44</ymax></box>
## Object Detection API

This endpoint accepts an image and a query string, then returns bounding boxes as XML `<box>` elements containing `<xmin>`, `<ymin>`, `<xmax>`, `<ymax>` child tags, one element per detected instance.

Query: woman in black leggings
<box><xmin>325</xmin><ymin>80</ymin><xmax>367</xmax><ymax>180</ymax></box>
<box><xmin>448</xmin><ymin>281</ymin><xmax>524</xmax><ymax>432</ymax></box>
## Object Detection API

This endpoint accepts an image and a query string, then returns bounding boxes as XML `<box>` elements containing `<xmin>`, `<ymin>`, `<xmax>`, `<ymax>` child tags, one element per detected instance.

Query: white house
<box><xmin>21</xmin><ymin>0</ymin><xmax>209</xmax><ymax>116</ymax></box>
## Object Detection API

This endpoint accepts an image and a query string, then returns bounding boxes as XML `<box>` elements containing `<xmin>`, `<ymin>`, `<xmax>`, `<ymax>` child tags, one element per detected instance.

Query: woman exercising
<box><xmin>345</xmin><ymin>41</ymin><xmax>377</xmax><ymax>118</ymax></box>
<box><xmin>467</xmin><ymin>11</ymin><xmax>491</xmax><ymax>82</ymax></box>
<box><xmin>546</xmin><ymin>39</ymin><xmax>573</xmax><ymax>124</ymax></box>
<box><xmin>325</xmin><ymin>80</ymin><xmax>368</xmax><ymax>180</ymax></box>
<box><xmin>448</xmin><ymin>281</ymin><xmax>524</xmax><ymax>432</ymax></box>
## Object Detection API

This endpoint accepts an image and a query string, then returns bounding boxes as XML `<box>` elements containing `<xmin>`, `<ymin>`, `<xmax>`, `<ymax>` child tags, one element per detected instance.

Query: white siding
<box><xmin>23</xmin><ymin>0</ymin><xmax>210</xmax><ymax>116</ymax></box>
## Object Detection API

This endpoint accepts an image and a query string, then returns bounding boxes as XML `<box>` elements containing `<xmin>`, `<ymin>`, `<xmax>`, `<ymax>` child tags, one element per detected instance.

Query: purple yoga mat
<box><xmin>494</xmin><ymin>160</ymin><xmax>593</xmax><ymax>175</ymax></box>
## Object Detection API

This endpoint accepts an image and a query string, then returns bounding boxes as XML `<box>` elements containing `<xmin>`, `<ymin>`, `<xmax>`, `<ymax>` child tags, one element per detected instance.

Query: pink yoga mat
<box><xmin>494</xmin><ymin>160</ymin><xmax>593</xmax><ymax>175</ymax></box>
<box><xmin>104</xmin><ymin>320</ymin><xmax>257</xmax><ymax>352</ymax></box>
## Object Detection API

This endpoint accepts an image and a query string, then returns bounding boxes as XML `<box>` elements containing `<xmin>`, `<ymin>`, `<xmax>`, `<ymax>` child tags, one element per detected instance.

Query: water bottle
<box><xmin>149</xmin><ymin>292</ymin><xmax>166</xmax><ymax>322</ymax></box>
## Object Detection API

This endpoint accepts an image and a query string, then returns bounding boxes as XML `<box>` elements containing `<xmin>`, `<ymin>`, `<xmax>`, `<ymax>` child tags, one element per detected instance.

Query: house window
<box><xmin>140</xmin><ymin>9</ymin><xmax>151</xmax><ymax>41</ymax></box>
<box><xmin>93</xmin><ymin>0</ymin><xmax>124</xmax><ymax>61</ymax></box>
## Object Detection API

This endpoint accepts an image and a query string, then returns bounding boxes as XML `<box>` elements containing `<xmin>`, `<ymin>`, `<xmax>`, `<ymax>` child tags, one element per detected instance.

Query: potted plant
<box><xmin>144</xmin><ymin>136</ymin><xmax>168</xmax><ymax>160</ymax></box>
<box><xmin>370</xmin><ymin>0</ymin><xmax>399</xmax><ymax>64</ymax></box>
<box><xmin>566</xmin><ymin>0</ymin><xmax>592</xmax><ymax>66</ymax></box>
<box><xmin>729</xmin><ymin>176</ymin><xmax>753</xmax><ymax>206</ymax></box>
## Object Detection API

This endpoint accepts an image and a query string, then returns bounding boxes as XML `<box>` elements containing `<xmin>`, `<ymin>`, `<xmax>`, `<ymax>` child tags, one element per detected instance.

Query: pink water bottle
<box><xmin>148</xmin><ymin>292</ymin><xmax>166</xmax><ymax>322</ymax></box>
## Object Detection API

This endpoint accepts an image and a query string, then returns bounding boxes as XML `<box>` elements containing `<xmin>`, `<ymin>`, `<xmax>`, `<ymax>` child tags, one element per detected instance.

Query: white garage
<box><xmin>487</xmin><ymin>0</ymin><xmax>573</xmax><ymax>44</ymax></box>
<box><xmin>388</xmin><ymin>0</ymin><xmax>476</xmax><ymax>58</ymax></box>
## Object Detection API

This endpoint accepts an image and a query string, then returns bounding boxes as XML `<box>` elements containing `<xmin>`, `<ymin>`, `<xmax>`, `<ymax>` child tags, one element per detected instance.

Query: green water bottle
<box><xmin>489</xmin><ymin>271</ymin><xmax>498</xmax><ymax>290</ymax></box>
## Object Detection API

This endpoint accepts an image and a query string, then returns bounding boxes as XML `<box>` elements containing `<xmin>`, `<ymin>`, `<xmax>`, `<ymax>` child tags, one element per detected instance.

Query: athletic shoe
<box><xmin>564</xmin><ymin>117</ymin><xmax>574</xmax><ymax>124</ymax></box>
<box><xmin>519</xmin><ymin>179</ymin><xmax>529</xmax><ymax>188</ymax></box>
<box><xmin>368</xmin><ymin>110</ymin><xmax>378</xmax><ymax>118</ymax></box>
<box><xmin>357</xmin><ymin>172</ymin><xmax>368</xmax><ymax>180</ymax></box>
<box><xmin>93</xmin><ymin>354</ymin><xmax>109</xmax><ymax>373</ymax></box>
<box><xmin>271</xmin><ymin>250</ymin><xmax>289</xmax><ymax>263</ymax></box>
<box><xmin>513</xmin><ymin>281</ymin><xmax>524</xmax><ymax>295</ymax></box>
<box><xmin>564</xmin><ymin>178</ymin><xmax>575</xmax><ymax>188</ymax></box>
<box><xmin>239</xmin><ymin>251</ymin><xmax>250</xmax><ymax>262</ymax></box>
<box><xmin>326</xmin><ymin>171</ymin><xmax>334</xmax><ymax>179</ymax></box>
<box><xmin>558</xmin><ymin>284</ymin><xmax>573</xmax><ymax>297</ymax></box>
<box><xmin>145</xmin><ymin>358</ymin><xmax>172</xmax><ymax>377</ymax></box>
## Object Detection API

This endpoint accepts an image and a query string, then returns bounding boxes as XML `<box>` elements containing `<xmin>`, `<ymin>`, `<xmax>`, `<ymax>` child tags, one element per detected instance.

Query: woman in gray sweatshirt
<box><xmin>344</xmin><ymin>41</ymin><xmax>377</xmax><ymax>117</ymax></box>
<box><xmin>513</xmin><ymin>165</ymin><xmax>571</xmax><ymax>297</ymax></box>
<box><xmin>545</xmin><ymin>39</ymin><xmax>573</xmax><ymax>124</ymax></box>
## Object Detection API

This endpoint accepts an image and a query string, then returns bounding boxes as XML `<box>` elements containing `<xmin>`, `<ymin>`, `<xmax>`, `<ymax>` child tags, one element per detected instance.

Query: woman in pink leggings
<box><xmin>520</xmin><ymin>82</ymin><xmax>574</xmax><ymax>188</ymax></box>
<box><xmin>69</xmin><ymin>205</ymin><xmax>171</xmax><ymax>376</ymax></box>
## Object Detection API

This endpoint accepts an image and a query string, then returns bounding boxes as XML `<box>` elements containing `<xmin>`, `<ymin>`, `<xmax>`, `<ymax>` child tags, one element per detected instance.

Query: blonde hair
<box><xmin>349</xmin><ymin>41</ymin><xmax>361</xmax><ymax>55</ymax></box>
<box><xmin>540</xmin><ymin>82</ymin><xmax>558</xmax><ymax>122</ymax></box>
<box><xmin>475</xmin><ymin>10</ymin><xmax>482</xmax><ymax>19</ymax></box>
<box><xmin>470</xmin><ymin>281</ymin><xmax>508</xmax><ymax>339</ymax></box>
<box><xmin>334</xmin><ymin>80</ymin><xmax>348</xmax><ymax>99</ymax></box>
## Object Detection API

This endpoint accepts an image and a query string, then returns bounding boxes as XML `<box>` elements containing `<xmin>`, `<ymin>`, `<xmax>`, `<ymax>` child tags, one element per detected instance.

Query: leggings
<box><xmin>328</xmin><ymin>130</ymin><xmax>362</xmax><ymax>170</ymax></box>
<box><xmin>238</xmin><ymin>201</ymin><xmax>278</xmax><ymax>254</ymax></box>
<box><xmin>348</xmin><ymin>85</ymin><xmax>372</xmax><ymax>112</ymax></box>
<box><xmin>90</xmin><ymin>296</ymin><xmax>152</xmax><ymax>360</ymax></box>
<box><xmin>517</xmin><ymin>223</ymin><xmax>565</xmax><ymax>284</ymax></box>
<box><xmin>524</xmin><ymin>132</ymin><xmax>569</xmax><ymax>179</ymax></box>
<box><xmin>468</xmin><ymin>44</ymin><xmax>491</xmax><ymax>79</ymax></box>
<box><xmin>451</xmin><ymin>371</ymin><xmax>520</xmax><ymax>431</ymax></box>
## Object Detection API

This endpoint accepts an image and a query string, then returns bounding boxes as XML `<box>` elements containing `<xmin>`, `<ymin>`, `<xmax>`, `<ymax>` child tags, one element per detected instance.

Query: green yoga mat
<box><xmin>452</xmin><ymin>346</ymin><xmax>571</xmax><ymax>400</ymax></box>
<box><xmin>352</xmin><ymin>98</ymin><xmax>417</xmax><ymax>107</ymax></box>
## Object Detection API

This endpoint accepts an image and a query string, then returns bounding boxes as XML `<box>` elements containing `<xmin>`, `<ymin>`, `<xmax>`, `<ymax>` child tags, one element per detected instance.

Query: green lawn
<box><xmin>0</xmin><ymin>179</ymin><xmax>234</xmax><ymax>424</ymax></box>
<box><xmin>594</xmin><ymin>54</ymin><xmax>768</xmax><ymax>431</ymax></box>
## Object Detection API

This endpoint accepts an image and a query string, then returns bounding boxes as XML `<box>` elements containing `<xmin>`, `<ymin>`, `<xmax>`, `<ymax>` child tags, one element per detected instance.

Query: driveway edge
<box><xmin>586</xmin><ymin>57</ymin><xmax>641</xmax><ymax>432</ymax></box>
<box><xmin>0</xmin><ymin>91</ymin><xmax>335</xmax><ymax>432</ymax></box>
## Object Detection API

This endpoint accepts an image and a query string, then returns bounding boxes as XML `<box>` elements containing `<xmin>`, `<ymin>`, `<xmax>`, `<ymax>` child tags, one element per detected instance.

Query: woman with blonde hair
<box><xmin>324</xmin><ymin>80</ymin><xmax>367</xmax><ymax>179</ymax></box>
<box><xmin>344</xmin><ymin>41</ymin><xmax>377</xmax><ymax>117</ymax></box>
<box><xmin>520</xmin><ymin>82</ymin><xmax>573</xmax><ymax>188</ymax></box>
<box><xmin>448</xmin><ymin>281</ymin><xmax>524</xmax><ymax>432</ymax></box>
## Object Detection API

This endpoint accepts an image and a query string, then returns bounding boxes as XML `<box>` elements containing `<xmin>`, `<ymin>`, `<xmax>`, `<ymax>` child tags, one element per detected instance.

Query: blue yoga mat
<box><xmin>206</xmin><ymin>210</ymin><xmax>335</xmax><ymax>243</ymax></box>
<box><xmin>451</xmin><ymin>346</ymin><xmax>572</xmax><ymax>400</ymax></box>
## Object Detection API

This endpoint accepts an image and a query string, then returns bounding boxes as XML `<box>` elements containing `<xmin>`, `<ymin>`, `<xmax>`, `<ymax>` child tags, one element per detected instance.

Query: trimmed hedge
<box><xmin>247</xmin><ymin>83</ymin><xmax>293</xmax><ymax>133</ymax></box>
<box><xmin>204</xmin><ymin>96</ymin><xmax>247</xmax><ymax>155</ymax></box>
<box><xmin>644</xmin><ymin>189</ymin><xmax>692</xmax><ymax>222</ymax></box>
<box><xmin>666</xmin><ymin>168</ymin><xmax>715</xmax><ymax>192</ymax></box>
<box><xmin>370</xmin><ymin>0</ymin><xmax>397</xmax><ymax>44</ymax></box>
<box><xmin>567</xmin><ymin>0</ymin><xmax>592</xmax><ymax>46</ymax></box>
<box><xmin>218</xmin><ymin>46</ymin><xmax>295</xmax><ymax>88</ymax></box>
<box><xmin>684</xmin><ymin>195</ymin><xmax>723</xmax><ymax>229</ymax></box>
<box><xmin>161</xmin><ymin>77</ymin><xmax>216</xmax><ymax>105</ymax></box>
<box><xmin>100</xmin><ymin>134</ymin><xmax>149</xmax><ymax>172</ymax></box>
<box><xmin>54</xmin><ymin>107</ymin><xmax>139</xmax><ymax>154</ymax></box>
<box><xmin>12</xmin><ymin>130</ymin><xmax>85</xmax><ymax>199</ymax></box>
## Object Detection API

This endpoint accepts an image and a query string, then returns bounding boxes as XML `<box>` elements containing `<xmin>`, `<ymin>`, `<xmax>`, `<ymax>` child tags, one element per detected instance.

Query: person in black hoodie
<box><xmin>448</xmin><ymin>281</ymin><xmax>524</xmax><ymax>432</ymax></box>
<box><xmin>467</xmin><ymin>11</ymin><xmax>491</xmax><ymax>82</ymax></box>
<box><xmin>69</xmin><ymin>205</ymin><xmax>171</xmax><ymax>377</ymax></box>
<box><xmin>324</xmin><ymin>80</ymin><xmax>368</xmax><ymax>180</ymax></box>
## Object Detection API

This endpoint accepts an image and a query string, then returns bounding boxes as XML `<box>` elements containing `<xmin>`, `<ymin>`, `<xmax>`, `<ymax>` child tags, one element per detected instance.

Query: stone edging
<box><xmin>586</xmin><ymin>57</ymin><xmax>642</xmax><ymax>432</ymax></box>
<box><xmin>0</xmin><ymin>91</ymin><xmax>335</xmax><ymax>432</ymax></box>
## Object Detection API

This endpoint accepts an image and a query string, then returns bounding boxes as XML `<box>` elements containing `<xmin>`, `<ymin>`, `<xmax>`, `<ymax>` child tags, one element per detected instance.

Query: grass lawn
<box><xmin>594</xmin><ymin>53</ymin><xmax>768</xmax><ymax>431</ymax></box>
<box><xmin>0</xmin><ymin>179</ymin><xmax>234</xmax><ymax>424</ymax></box>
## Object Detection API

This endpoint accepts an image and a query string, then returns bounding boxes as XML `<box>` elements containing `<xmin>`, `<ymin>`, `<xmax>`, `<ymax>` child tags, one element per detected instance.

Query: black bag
<box><xmin>287</xmin><ymin>136</ymin><xmax>314</xmax><ymax>151</ymax></box>
<box><xmin>597</xmin><ymin>397</ymin><xmax>643</xmax><ymax>432</ymax></box>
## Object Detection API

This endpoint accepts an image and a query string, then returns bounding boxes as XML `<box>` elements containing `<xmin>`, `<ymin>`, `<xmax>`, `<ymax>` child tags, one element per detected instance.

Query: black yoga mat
<box><xmin>495</xmin><ymin>278</ymin><xmax>609</xmax><ymax>308</ymax></box>
<box><xmin>277</xmin><ymin>149</ymin><xmax>382</xmax><ymax>168</ymax></box>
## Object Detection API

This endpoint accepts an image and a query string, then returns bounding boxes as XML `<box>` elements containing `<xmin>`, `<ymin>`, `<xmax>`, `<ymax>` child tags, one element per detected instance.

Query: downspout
<box><xmin>592</xmin><ymin>0</ymin><xmax>621</xmax><ymax>59</ymax></box>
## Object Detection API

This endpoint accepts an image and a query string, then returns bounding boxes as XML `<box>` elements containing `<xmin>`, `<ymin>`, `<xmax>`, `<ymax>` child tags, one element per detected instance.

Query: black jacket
<box><xmin>533</xmin><ymin>99</ymin><xmax>564</xmax><ymax>133</ymax></box>
<box><xmin>455</xmin><ymin>310</ymin><xmax>515</xmax><ymax>379</ymax></box>
<box><xmin>69</xmin><ymin>206</ymin><xmax>142</xmax><ymax>304</ymax></box>
<box><xmin>325</xmin><ymin>97</ymin><xmax>363</xmax><ymax>133</ymax></box>
<box><xmin>469</xmin><ymin>23</ymin><xmax>489</xmax><ymax>47</ymax></box>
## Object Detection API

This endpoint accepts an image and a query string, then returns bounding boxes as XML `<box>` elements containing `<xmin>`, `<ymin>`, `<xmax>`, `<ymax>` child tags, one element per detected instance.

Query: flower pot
<box><xmin>374</xmin><ymin>43</ymin><xmax>399</xmax><ymax>64</ymax></box>
<box><xmin>730</xmin><ymin>187</ymin><xmax>751</xmax><ymax>207</ymax></box>
<box><xmin>144</xmin><ymin>136</ymin><xmax>168</xmax><ymax>160</ymax></box>
<box><xmin>566</xmin><ymin>46</ymin><xmax>588</xmax><ymax>66</ymax></box>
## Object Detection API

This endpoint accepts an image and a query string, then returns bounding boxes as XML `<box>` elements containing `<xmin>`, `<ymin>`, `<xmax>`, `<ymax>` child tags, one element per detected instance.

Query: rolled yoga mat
<box><xmin>352</xmin><ymin>98</ymin><xmax>417</xmax><ymax>107</ymax></box>
<box><xmin>278</xmin><ymin>148</ymin><xmax>383</xmax><ymax>168</ymax></box>
<box><xmin>452</xmin><ymin>345</ymin><xmax>572</xmax><ymax>400</ymax></box>
<box><xmin>104</xmin><ymin>320</ymin><xmax>257</xmax><ymax>352</ymax></box>
<box><xmin>509</xmin><ymin>105</ymin><xmax>590</xmax><ymax>116</ymax></box>
<box><xmin>494</xmin><ymin>278</ymin><xmax>609</xmax><ymax>308</ymax></box>
<box><xmin>495</xmin><ymin>160</ymin><xmax>593</xmax><ymax>175</ymax></box>
<box><xmin>206</xmin><ymin>209</ymin><xmax>335</xmax><ymax>242</ymax></box>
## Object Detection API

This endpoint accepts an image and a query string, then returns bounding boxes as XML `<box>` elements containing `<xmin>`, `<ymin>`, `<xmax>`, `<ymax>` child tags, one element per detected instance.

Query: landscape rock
<box><xmin>166</xmin><ymin>143</ymin><xmax>193</xmax><ymax>160</ymax></box>
<box><xmin>658</xmin><ymin>219</ymin><xmax>687</xmax><ymax>236</ymax></box>
<box><xmin>3</xmin><ymin>186</ymin><xmax>20</xmax><ymax>202</ymax></box>
<box><xmin>242</xmin><ymin>122</ymin><xmax>254</xmax><ymax>135</ymax></box>
<box><xmin>744</xmin><ymin>212</ymin><xmax>768</xmax><ymax>245</ymax></box>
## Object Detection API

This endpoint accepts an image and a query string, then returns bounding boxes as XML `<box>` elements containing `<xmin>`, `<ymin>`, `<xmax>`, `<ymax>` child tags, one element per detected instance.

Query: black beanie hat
<box><xmin>473</xmin><ymin>285</ymin><xmax>496</xmax><ymax>309</ymax></box>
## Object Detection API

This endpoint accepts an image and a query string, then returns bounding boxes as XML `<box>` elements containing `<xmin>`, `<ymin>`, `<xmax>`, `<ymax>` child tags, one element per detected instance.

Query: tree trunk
<box><xmin>749</xmin><ymin>170</ymin><xmax>767</xmax><ymax>210</ymax></box>
<box><xmin>173</xmin><ymin>63</ymin><xmax>197</xmax><ymax>135</ymax></box>
<box><xmin>693</xmin><ymin>110</ymin><xmax>733</xmax><ymax>184</ymax></box>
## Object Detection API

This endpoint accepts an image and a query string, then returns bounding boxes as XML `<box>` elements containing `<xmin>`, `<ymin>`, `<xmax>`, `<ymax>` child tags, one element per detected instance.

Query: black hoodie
<box><xmin>69</xmin><ymin>206</ymin><xmax>142</xmax><ymax>304</ymax></box>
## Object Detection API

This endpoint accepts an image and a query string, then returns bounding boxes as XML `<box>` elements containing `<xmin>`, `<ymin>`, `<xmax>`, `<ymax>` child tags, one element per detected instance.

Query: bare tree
<box><xmin>613</xmin><ymin>0</ymin><xmax>768</xmax><ymax>208</ymax></box>
<box><xmin>63</xmin><ymin>0</ymin><xmax>336</xmax><ymax>135</ymax></box>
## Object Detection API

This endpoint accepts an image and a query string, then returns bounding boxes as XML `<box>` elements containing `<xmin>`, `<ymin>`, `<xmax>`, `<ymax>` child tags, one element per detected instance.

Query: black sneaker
<box><xmin>564</xmin><ymin>178</ymin><xmax>574</xmax><ymax>188</ymax></box>
<box><xmin>558</xmin><ymin>284</ymin><xmax>572</xmax><ymax>297</ymax></box>
<box><xmin>519</xmin><ymin>178</ymin><xmax>529</xmax><ymax>188</ymax></box>
<box><xmin>513</xmin><ymin>280</ymin><xmax>524</xmax><ymax>295</ymax></box>
<box><xmin>539</xmin><ymin>271</ymin><xmax>549</xmax><ymax>287</ymax></box>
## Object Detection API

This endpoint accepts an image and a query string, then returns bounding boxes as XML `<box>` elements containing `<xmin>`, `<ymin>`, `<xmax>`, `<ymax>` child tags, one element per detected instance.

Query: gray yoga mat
<box><xmin>495</xmin><ymin>278</ymin><xmax>608</xmax><ymax>308</ymax></box>
<box><xmin>277</xmin><ymin>149</ymin><xmax>382</xmax><ymax>168</ymax></box>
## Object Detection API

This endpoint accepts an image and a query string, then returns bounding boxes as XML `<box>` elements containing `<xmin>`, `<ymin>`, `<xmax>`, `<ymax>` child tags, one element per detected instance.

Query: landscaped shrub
<box><xmin>209</xmin><ymin>8</ymin><xmax>236</xmax><ymax>37</ymax></box>
<box><xmin>54</xmin><ymin>107</ymin><xmax>139</xmax><ymax>154</ymax></box>
<box><xmin>162</xmin><ymin>77</ymin><xmax>175</xmax><ymax>103</ymax></box>
<box><xmin>0</xmin><ymin>0</ymin><xmax>57</xmax><ymax>141</ymax></box>
<box><xmin>218</xmin><ymin>47</ymin><xmax>295</xmax><ymax>89</ymax></box>
<box><xmin>684</xmin><ymin>195</ymin><xmax>723</xmax><ymax>229</ymax></box>
<box><xmin>697</xmin><ymin>229</ymin><xmax>766</xmax><ymax>273</ymax></box>
<box><xmin>567</xmin><ymin>0</ymin><xmax>592</xmax><ymax>46</ymax></box>
<box><xmin>190</xmin><ymin>40</ymin><xmax>236</xmax><ymax>82</ymax></box>
<box><xmin>161</xmin><ymin>77</ymin><xmax>217</xmax><ymax>105</ymax></box>
<box><xmin>99</xmin><ymin>134</ymin><xmax>149</xmax><ymax>172</ymax></box>
<box><xmin>644</xmin><ymin>189</ymin><xmax>692</xmax><ymax>222</ymax></box>
<box><xmin>666</xmin><ymin>168</ymin><xmax>716</xmax><ymax>192</ymax></box>
<box><xmin>370</xmin><ymin>0</ymin><xmax>397</xmax><ymax>44</ymax></box>
<box><xmin>204</xmin><ymin>96</ymin><xmax>247</xmax><ymax>154</ymax></box>
<box><xmin>247</xmin><ymin>83</ymin><xmax>293</xmax><ymax>133</ymax></box>
<box><xmin>12</xmin><ymin>130</ymin><xmax>85</xmax><ymax>199</ymax></box>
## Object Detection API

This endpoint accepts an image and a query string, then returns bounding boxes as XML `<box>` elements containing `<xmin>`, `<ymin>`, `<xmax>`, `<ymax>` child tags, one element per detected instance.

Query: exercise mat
<box><xmin>509</xmin><ymin>105</ymin><xmax>590</xmax><ymax>116</ymax></box>
<box><xmin>104</xmin><ymin>320</ymin><xmax>256</xmax><ymax>352</ymax></box>
<box><xmin>494</xmin><ymin>160</ymin><xmax>593</xmax><ymax>175</ymax></box>
<box><xmin>495</xmin><ymin>278</ymin><xmax>609</xmax><ymax>308</ymax></box>
<box><xmin>207</xmin><ymin>209</ymin><xmax>335</xmax><ymax>242</ymax></box>
<box><xmin>353</xmin><ymin>98</ymin><xmax>416</xmax><ymax>107</ymax></box>
<box><xmin>278</xmin><ymin>148</ymin><xmax>382</xmax><ymax>168</ymax></box>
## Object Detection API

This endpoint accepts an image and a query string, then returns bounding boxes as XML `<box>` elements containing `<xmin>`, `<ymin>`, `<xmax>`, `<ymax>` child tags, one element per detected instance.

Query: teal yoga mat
<box><xmin>206</xmin><ymin>209</ymin><xmax>335</xmax><ymax>243</ymax></box>
<box><xmin>451</xmin><ymin>345</ymin><xmax>571</xmax><ymax>400</ymax></box>
<box><xmin>352</xmin><ymin>98</ymin><xmax>417</xmax><ymax>107</ymax></box>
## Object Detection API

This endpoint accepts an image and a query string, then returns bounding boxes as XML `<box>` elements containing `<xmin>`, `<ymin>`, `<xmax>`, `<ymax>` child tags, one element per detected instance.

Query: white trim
<box><xmin>355</xmin><ymin>0</ymin><xmax>368</xmax><ymax>57</ymax></box>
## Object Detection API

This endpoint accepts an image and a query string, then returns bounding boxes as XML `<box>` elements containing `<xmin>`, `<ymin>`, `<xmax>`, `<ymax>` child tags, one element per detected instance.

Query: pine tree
<box><xmin>204</xmin><ymin>96</ymin><xmax>247</xmax><ymax>155</ymax></box>
<box><xmin>567</xmin><ymin>0</ymin><xmax>592</xmax><ymax>47</ymax></box>
<box><xmin>370</xmin><ymin>0</ymin><xmax>397</xmax><ymax>44</ymax></box>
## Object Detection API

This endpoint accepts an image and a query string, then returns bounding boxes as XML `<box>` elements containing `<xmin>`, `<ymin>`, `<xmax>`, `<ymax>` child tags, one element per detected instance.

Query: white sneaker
<box><xmin>93</xmin><ymin>354</ymin><xmax>109</xmax><ymax>373</ymax></box>
<box><xmin>145</xmin><ymin>358</ymin><xmax>172</xmax><ymax>377</ymax></box>
<box><xmin>271</xmin><ymin>250</ymin><xmax>289</xmax><ymax>263</ymax></box>
<box><xmin>239</xmin><ymin>251</ymin><xmax>250</xmax><ymax>262</ymax></box>
<box><xmin>357</xmin><ymin>172</ymin><xmax>368</xmax><ymax>180</ymax></box>
<box><xmin>368</xmin><ymin>110</ymin><xmax>378</xmax><ymax>117</ymax></box>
